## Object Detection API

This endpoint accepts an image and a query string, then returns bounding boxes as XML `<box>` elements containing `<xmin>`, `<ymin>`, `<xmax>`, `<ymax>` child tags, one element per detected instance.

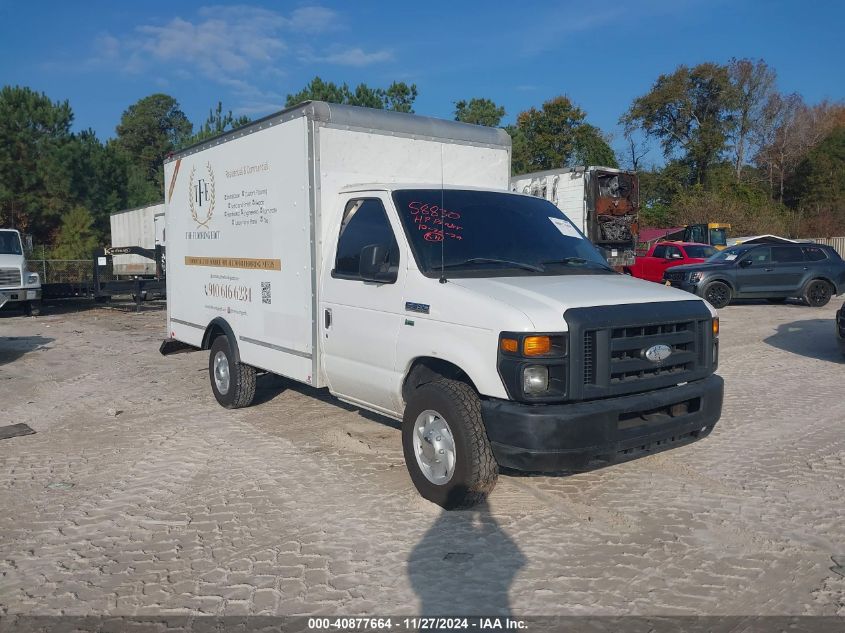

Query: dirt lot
<box><xmin>0</xmin><ymin>298</ymin><xmax>843</xmax><ymax>617</ymax></box>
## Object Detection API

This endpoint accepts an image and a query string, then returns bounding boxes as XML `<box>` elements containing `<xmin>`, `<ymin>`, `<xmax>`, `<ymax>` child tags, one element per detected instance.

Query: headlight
<box><xmin>523</xmin><ymin>366</ymin><xmax>549</xmax><ymax>394</ymax></box>
<box><xmin>26</xmin><ymin>272</ymin><xmax>39</xmax><ymax>285</ymax></box>
<box><xmin>689</xmin><ymin>272</ymin><xmax>703</xmax><ymax>283</ymax></box>
<box><xmin>498</xmin><ymin>332</ymin><xmax>568</xmax><ymax>402</ymax></box>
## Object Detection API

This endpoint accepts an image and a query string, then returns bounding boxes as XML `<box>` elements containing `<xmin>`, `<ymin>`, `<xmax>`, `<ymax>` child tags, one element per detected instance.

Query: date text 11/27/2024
<box><xmin>307</xmin><ymin>617</ymin><xmax>528</xmax><ymax>630</ymax></box>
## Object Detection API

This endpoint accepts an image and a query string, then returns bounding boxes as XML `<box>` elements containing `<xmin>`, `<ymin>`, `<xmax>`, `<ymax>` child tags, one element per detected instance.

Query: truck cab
<box><xmin>0</xmin><ymin>229</ymin><xmax>41</xmax><ymax>315</ymax></box>
<box><xmin>319</xmin><ymin>185</ymin><xmax>723</xmax><ymax>506</ymax></box>
<box><xmin>626</xmin><ymin>241</ymin><xmax>717</xmax><ymax>282</ymax></box>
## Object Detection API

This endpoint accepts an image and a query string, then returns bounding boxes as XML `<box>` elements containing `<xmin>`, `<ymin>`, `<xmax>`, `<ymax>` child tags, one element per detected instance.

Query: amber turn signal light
<box><xmin>523</xmin><ymin>336</ymin><xmax>551</xmax><ymax>356</ymax></box>
<box><xmin>500</xmin><ymin>338</ymin><xmax>519</xmax><ymax>353</ymax></box>
<box><xmin>712</xmin><ymin>318</ymin><xmax>719</xmax><ymax>337</ymax></box>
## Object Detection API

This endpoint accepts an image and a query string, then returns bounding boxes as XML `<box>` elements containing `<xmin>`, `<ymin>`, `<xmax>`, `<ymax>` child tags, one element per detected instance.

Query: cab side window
<box><xmin>652</xmin><ymin>245</ymin><xmax>667</xmax><ymax>258</ymax></box>
<box><xmin>743</xmin><ymin>247</ymin><xmax>771</xmax><ymax>264</ymax></box>
<box><xmin>772</xmin><ymin>246</ymin><xmax>804</xmax><ymax>263</ymax></box>
<box><xmin>665</xmin><ymin>245</ymin><xmax>682</xmax><ymax>259</ymax></box>
<box><xmin>334</xmin><ymin>199</ymin><xmax>399</xmax><ymax>279</ymax></box>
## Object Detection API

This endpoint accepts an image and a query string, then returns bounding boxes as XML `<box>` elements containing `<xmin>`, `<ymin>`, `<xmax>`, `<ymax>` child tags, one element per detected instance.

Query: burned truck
<box><xmin>510</xmin><ymin>166</ymin><xmax>639</xmax><ymax>269</ymax></box>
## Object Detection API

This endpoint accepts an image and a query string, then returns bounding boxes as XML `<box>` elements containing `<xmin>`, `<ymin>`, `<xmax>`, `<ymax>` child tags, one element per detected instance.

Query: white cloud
<box><xmin>83</xmin><ymin>4</ymin><xmax>397</xmax><ymax>119</ymax></box>
<box><xmin>310</xmin><ymin>48</ymin><xmax>394</xmax><ymax>67</ymax></box>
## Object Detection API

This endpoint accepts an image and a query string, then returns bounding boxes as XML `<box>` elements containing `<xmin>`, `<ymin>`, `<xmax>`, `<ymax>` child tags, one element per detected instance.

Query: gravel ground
<box><xmin>0</xmin><ymin>298</ymin><xmax>843</xmax><ymax>617</ymax></box>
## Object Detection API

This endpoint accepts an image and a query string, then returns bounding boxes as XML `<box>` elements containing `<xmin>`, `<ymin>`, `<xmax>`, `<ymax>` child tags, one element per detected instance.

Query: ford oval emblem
<box><xmin>644</xmin><ymin>344</ymin><xmax>672</xmax><ymax>363</ymax></box>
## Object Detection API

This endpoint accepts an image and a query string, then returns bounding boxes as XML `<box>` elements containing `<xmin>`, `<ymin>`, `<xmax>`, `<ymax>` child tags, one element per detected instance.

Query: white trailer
<box><xmin>510</xmin><ymin>166</ymin><xmax>639</xmax><ymax>268</ymax></box>
<box><xmin>109</xmin><ymin>203</ymin><xmax>165</xmax><ymax>277</ymax></box>
<box><xmin>162</xmin><ymin>102</ymin><xmax>722</xmax><ymax>509</ymax></box>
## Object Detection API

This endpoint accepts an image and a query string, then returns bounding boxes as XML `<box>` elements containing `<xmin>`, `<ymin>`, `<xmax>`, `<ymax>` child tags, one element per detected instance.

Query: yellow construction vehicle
<box><xmin>682</xmin><ymin>223</ymin><xmax>731</xmax><ymax>250</ymax></box>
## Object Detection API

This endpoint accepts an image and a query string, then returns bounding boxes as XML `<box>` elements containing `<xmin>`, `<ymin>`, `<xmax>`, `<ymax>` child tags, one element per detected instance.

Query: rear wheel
<box><xmin>402</xmin><ymin>378</ymin><xmax>498</xmax><ymax>509</ymax></box>
<box><xmin>703</xmin><ymin>281</ymin><xmax>731</xmax><ymax>309</ymax></box>
<box><xmin>803</xmin><ymin>280</ymin><xmax>833</xmax><ymax>307</ymax></box>
<box><xmin>208</xmin><ymin>335</ymin><xmax>256</xmax><ymax>408</ymax></box>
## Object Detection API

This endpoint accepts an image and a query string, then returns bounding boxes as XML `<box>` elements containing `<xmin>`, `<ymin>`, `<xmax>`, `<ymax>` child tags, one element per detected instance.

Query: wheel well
<box><xmin>201</xmin><ymin>318</ymin><xmax>239</xmax><ymax>361</ymax></box>
<box><xmin>804</xmin><ymin>276</ymin><xmax>836</xmax><ymax>292</ymax></box>
<box><xmin>706</xmin><ymin>278</ymin><xmax>734</xmax><ymax>291</ymax></box>
<box><xmin>202</xmin><ymin>324</ymin><xmax>226</xmax><ymax>350</ymax></box>
<box><xmin>402</xmin><ymin>358</ymin><xmax>478</xmax><ymax>403</ymax></box>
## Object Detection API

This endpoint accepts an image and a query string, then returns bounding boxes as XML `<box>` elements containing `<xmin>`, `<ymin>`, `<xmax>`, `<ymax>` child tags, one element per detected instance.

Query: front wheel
<box><xmin>803</xmin><ymin>280</ymin><xmax>833</xmax><ymax>307</ymax></box>
<box><xmin>208</xmin><ymin>335</ymin><xmax>256</xmax><ymax>408</ymax></box>
<box><xmin>402</xmin><ymin>378</ymin><xmax>498</xmax><ymax>509</ymax></box>
<box><xmin>703</xmin><ymin>281</ymin><xmax>731</xmax><ymax>309</ymax></box>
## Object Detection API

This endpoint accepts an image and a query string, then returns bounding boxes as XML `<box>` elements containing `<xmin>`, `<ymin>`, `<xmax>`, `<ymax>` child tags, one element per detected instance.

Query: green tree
<box><xmin>0</xmin><ymin>86</ymin><xmax>74</xmax><ymax>240</ymax></box>
<box><xmin>115</xmin><ymin>94</ymin><xmax>192</xmax><ymax>195</ymax></box>
<box><xmin>286</xmin><ymin>76</ymin><xmax>418</xmax><ymax>112</ymax></box>
<box><xmin>454</xmin><ymin>98</ymin><xmax>505</xmax><ymax>127</ymax></box>
<box><xmin>384</xmin><ymin>82</ymin><xmax>417</xmax><ymax>113</ymax></box>
<box><xmin>572</xmin><ymin>124</ymin><xmax>618</xmax><ymax>167</ymax></box>
<box><xmin>187</xmin><ymin>102</ymin><xmax>250</xmax><ymax>146</ymax></box>
<box><xmin>511</xmin><ymin>96</ymin><xmax>615</xmax><ymax>173</ymax></box>
<box><xmin>52</xmin><ymin>206</ymin><xmax>100</xmax><ymax>259</ymax></box>
<box><xmin>787</xmin><ymin>125</ymin><xmax>845</xmax><ymax>235</ymax></box>
<box><xmin>622</xmin><ymin>63</ymin><xmax>736</xmax><ymax>185</ymax></box>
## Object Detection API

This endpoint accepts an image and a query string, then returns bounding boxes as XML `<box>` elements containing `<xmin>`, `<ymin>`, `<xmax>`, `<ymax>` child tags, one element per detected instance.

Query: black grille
<box><xmin>0</xmin><ymin>268</ymin><xmax>21</xmax><ymax>288</ymax></box>
<box><xmin>607</xmin><ymin>320</ymin><xmax>697</xmax><ymax>385</ymax></box>
<box><xmin>565</xmin><ymin>301</ymin><xmax>715</xmax><ymax>402</ymax></box>
<box><xmin>583</xmin><ymin>331</ymin><xmax>596</xmax><ymax>384</ymax></box>
<box><xmin>663</xmin><ymin>271</ymin><xmax>685</xmax><ymax>282</ymax></box>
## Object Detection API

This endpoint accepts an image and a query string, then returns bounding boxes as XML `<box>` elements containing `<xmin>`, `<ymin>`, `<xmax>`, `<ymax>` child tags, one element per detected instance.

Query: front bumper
<box><xmin>481</xmin><ymin>374</ymin><xmax>724</xmax><ymax>471</ymax></box>
<box><xmin>0</xmin><ymin>287</ymin><xmax>41</xmax><ymax>304</ymax></box>
<box><xmin>664</xmin><ymin>278</ymin><xmax>699</xmax><ymax>295</ymax></box>
<box><xmin>837</xmin><ymin>308</ymin><xmax>845</xmax><ymax>355</ymax></box>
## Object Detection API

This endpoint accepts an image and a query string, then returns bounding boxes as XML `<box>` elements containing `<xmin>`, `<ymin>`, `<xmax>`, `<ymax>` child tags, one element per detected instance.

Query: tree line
<box><xmin>1</xmin><ymin>58</ymin><xmax>842</xmax><ymax>259</ymax></box>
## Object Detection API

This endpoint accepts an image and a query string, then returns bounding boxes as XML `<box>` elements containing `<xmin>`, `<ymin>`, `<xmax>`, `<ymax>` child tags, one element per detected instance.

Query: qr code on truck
<box><xmin>261</xmin><ymin>282</ymin><xmax>271</xmax><ymax>304</ymax></box>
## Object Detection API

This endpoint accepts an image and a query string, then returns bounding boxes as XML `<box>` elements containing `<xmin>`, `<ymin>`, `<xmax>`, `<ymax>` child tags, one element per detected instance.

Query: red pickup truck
<box><xmin>625</xmin><ymin>241</ymin><xmax>717</xmax><ymax>282</ymax></box>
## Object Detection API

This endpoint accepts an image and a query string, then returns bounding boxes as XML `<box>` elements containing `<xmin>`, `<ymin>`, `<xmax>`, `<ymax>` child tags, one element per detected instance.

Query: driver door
<box><xmin>320</xmin><ymin>195</ymin><xmax>406</xmax><ymax>414</ymax></box>
<box><xmin>735</xmin><ymin>247</ymin><xmax>773</xmax><ymax>294</ymax></box>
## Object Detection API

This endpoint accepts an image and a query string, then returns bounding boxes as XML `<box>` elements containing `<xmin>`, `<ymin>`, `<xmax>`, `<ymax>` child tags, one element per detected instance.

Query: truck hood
<box><xmin>450</xmin><ymin>273</ymin><xmax>711</xmax><ymax>330</ymax></box>
<box><xmin>0</xmin><ymin>254</ymin><xmax>24</xmax><ymax>269</ymax></box>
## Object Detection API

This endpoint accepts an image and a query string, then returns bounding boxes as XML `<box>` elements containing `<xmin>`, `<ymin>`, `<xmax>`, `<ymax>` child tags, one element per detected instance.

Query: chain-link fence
<box><xmin>28</xmin><ymin>259</ymin><xmax>102</xmax><ymax>285</ymax></box>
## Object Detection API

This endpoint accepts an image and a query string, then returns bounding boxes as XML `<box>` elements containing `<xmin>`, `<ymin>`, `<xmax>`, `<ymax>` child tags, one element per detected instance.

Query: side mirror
<box><xmin>739</xmin><ymin>259</ymin><xmax>753</xmax><ymax>268</ymax></box>
<box><xmin>359</xmin><ymin>244</ymin><xmax>397</xmax><ymax>283</ymax></box>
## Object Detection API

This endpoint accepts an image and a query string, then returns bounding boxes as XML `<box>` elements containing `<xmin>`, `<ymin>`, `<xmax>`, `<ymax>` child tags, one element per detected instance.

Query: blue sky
<box><xmin>1</xmin><ymin>0</ymin><xmax>843</xmax><ymax>165</ymax></box>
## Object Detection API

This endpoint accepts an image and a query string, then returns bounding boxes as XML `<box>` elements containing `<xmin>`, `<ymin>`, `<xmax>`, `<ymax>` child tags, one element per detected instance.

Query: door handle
<box><xmin>764</xmin><ymin>268</ymin><xmax>773</xmax><ymax>272</ymax></box>
<box><xmin>324</xmin><ymin>308</ymin><xmax>332</xmax><ymax>329</ymax></box>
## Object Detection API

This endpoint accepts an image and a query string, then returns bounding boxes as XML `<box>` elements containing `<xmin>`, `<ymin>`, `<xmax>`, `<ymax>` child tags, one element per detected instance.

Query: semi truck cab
<box><xmin>0</xmin><ymin>229</ymin><xmax>41</xmax><ymax>316</ymax></box>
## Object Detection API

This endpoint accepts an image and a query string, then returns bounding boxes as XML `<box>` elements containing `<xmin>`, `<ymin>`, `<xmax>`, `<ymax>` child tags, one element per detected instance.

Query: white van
<box><xmin>0</xmin><ymin>229</ymin><xmax>41</xmax><ymax>316</ymax></box>
<box><xmin>161</xmin><ymin>102</ymin><xmax>723</xmax><ymax>508</ymax></box>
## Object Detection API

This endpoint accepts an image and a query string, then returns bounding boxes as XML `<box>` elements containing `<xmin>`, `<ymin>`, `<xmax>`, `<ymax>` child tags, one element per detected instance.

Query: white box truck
<box><xmin>161</xmin><ymin>102</ymin><xmax>723</xmax><ymax>508</ymax></box>
<box><xmin>511</xmin><ymin>166</ymin><xmax>639</xmax><ymax>269</ymax></box>
<box><xmin>109</xmin><ymin>203</ymin><xmax>165</xmax><ymax>277</ymax></box>
<box><xmin>0</xmin><ymin>229</ymin><xmax>41</xmax><ymax>315</ymax></box>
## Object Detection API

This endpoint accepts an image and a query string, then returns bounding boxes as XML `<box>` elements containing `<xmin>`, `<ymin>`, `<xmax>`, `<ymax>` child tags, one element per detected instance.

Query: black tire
<box><xmin>803</xmin><ymin>280</ymin><xmax>833</xmax><ymax>308</ymax></box>
<box><xmin>208</xmin><ymin>335</ymin><xmax>256</xmax><ymax>409</ymax></box>
<box><xmin>703</xmin><ymin>281</ymin><xmax>731</xmax><ymax>309</ymax></box>
<box><xmin>402</xmin><ymin>378</ymin><xmax>498</xmax><ymax>509</ymax></box>
<box><xmin>23</xmin><ymin>301</ymin><xmax>41</xmax><ymax>317</ymax></box>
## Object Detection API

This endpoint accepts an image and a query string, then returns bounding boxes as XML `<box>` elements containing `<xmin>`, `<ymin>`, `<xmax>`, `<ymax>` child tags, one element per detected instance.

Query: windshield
<box><xmin>0</xmin><ymin>231</ymin><xmax>22</xmax><ymax>255</ymax></box>
<box><xmin>707</xmin><ymin>245</ymin><xmax>752</xmax><ymax>263</ymax></box>
<box><xmin>684</xmin><ymin>245</ymin><xmax>716</xmax><ymax>259</ymax></box>
<box><xmin>709</xmin><ymin>228</ymin><xmax>727</xmax><ymax>247</ymax></box>
<box><xmin>392</xmin><ymin>189</ymin><xmax>612</xmax><ymax>277</ymax></box>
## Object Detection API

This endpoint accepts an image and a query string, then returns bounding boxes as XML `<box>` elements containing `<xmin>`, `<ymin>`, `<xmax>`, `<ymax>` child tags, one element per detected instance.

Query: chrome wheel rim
<box><xmin>412</xmin><ymin>409</ymin><xmax>456</xmax><ymax>485</ymax></box>
<box><xmin>213</xmin><ymin>351</ymin><xmax>230</xmax><ymax>395</ymax></box>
